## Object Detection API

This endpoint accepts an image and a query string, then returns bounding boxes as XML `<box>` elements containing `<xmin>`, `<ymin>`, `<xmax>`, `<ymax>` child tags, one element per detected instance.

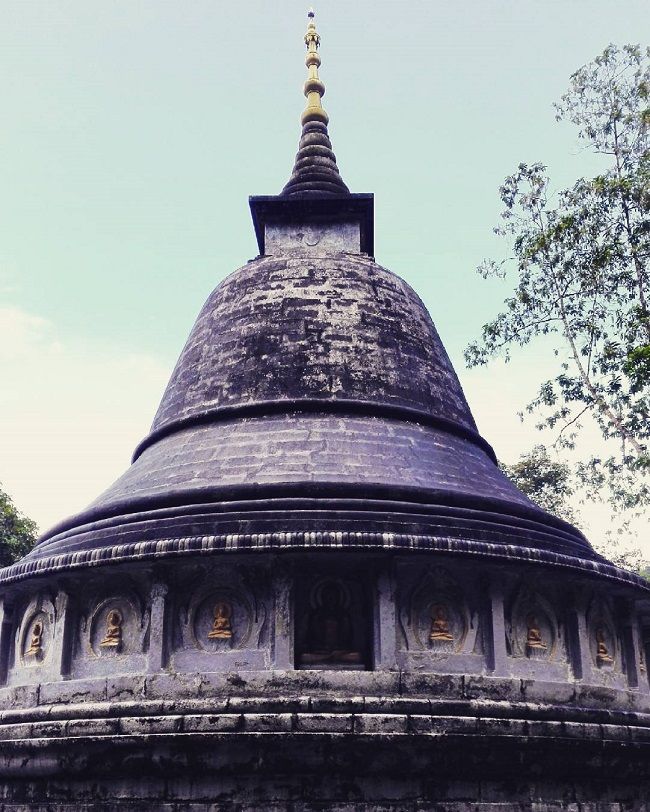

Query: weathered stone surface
<box><xmin>149</xmin><ymin>253</ymin><xmax>478</xmax><ymax>433</ymax></box>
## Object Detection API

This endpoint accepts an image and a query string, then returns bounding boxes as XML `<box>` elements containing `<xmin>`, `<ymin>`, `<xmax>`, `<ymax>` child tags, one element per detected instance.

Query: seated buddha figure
<box><xmin>299</xmin><ymin>582</ymin><xmax>362</xmax><ymax>666</ymax></box>
<box><xmin>429</xmin><ymin>604</ymin><xmax>454</xmax><ymax>643</ymax></box>
<box><xmin>208</xmin><ymin>601</ymin><xmax>233</xmax><ymax>640</ymax></box>
<box><xmin>100</xmin><ymin>609</ymin><xmax>123</xmax><ymax>650</ymax></box>
<box><xmin>596</xmin><ymin>627</ymin><xmax>613</xmax><ymax>665</ymax></box>
<box><xmin>525</xmin><ymin>613</ymin><xmax>547</xmax><ymax>651</ymax></box>
<box><xmin>26</xmin><ymin>620</ymin><xmax>44</xmax><ymax>658</ymax></box>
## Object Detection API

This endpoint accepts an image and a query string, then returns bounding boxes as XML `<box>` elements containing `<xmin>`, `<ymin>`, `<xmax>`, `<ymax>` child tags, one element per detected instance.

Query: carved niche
<box><xmin>508</xmin><ymin>586</ymin><xmax>560</xmax><ymax>661</ymax></box>
<box><xmin>587</xmin><ymin>598</ymin><xmax>618</xmax><ymax>670</ymax></box>
<box><xmin>177</xmin><ymin>567</ymin><xmax>267</xmax><ymax>654</ymax></box>
<box><xmin>83</xmin><ymin>592</ymin><xmax>147</xmax><ymax>658</ymax></box>
<box><xmin>18</xmin><ymin>594</ymin><xmax>55</xmax><ymax>667</ymax></box>
<box><xmin>399</xmin><ymin>567</ymin><xmax>475</xmax><ymax>654</ymax></box>
<box><xmin>296</xmin><ymin>577</ymin><xmax>367</xmax><ymax>669</ymax></box>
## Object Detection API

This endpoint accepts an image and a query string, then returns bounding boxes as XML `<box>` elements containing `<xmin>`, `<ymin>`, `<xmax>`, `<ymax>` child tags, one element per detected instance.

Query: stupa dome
<box><xmin>16</xmin><ymin>247</ymin><xmax>605</xmax><ymax>577</ymax></box>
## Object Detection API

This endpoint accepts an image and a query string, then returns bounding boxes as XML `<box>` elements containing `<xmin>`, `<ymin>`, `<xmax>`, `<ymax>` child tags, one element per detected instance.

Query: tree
<box><xmin>0</xmin><ymin>485</ymin><xmax>38</xmax><ymax>567</ymax></box>
<box><xmin>501</xmin><ymin>445</ymin><xmax>577</xmax><ymax>525</ymax></box>
<box><xmin>502</xmin><ymin>445</ymin><xmax>644</xmax><ymax>572</ymax></box>
<box><xmin>466</xmin><ymin>44</ymin><xmax>649</xmax><ymax>534</ymax></box>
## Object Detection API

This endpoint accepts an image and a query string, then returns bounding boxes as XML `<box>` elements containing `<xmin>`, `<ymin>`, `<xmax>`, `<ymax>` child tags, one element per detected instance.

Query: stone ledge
<box><xmin>2</xmin><ymin>682</ymin><xmax>650</xmax><ymax>730</ymax></box>
<box><xmin>0</xmin><ymin>711</ymin><xmax>648</xmax><ymax>745</ymax></box>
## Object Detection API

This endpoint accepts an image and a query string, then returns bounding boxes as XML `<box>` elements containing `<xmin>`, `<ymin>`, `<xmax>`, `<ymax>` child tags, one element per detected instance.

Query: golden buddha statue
<box><xmin>208</xmin><ymin>601</ymin><xmax>233</xmax><ymax>639</ymax></box>
<box><xmin>525</xmin><ymin>614</ymin><xmax>547</xmax><ymax>651</ymax></box>
<box><xmin>299</xmin><ymin>582</ymin><xmax>362</xmax><ymax>666</ymax></box>
<box><xmin>100</xmin><ymin>609</ymin><xmax>123</xmax><ymax>649</ymax></box>
<box><xmin>596</xmin><ymin>627</ymin><xmax>613</xmax><ymax>665</ymax></box>
<box><xmin>25</xmin><ymin>620</ymin><xmax>43</xmax><ymax>657</ymax></box>
<box><xmin>429</xmin><ymin>604</ymin><xmax>454</xmax><ymax>643</ymax></box>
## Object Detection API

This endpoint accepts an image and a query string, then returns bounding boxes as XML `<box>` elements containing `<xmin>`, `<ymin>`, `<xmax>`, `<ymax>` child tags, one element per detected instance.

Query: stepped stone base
<box><xmin>1</xmin><ymin>670</ymin><xmax>650</xmax><ymax>810</ymax></box>
<box><xmin>1</xmin><ymin>549</ymin><xmax>650</xmax><ymax>809</ymax></box>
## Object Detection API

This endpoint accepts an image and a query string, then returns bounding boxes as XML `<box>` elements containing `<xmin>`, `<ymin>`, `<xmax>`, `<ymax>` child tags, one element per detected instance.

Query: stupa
<box><xmin>1</xmin><ymin>12</ymin><xmax>650</xmax><ymax>810</ymax></box>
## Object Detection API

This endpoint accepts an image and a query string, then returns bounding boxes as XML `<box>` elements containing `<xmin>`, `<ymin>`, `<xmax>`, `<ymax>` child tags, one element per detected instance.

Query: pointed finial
<box><xmin>301</xmin><ymin>8</ymin><xmax>328</xmax><ymax>126</ymax></box>
<box><xmin>280</xmin><ymin>9</ymin><xmax>349</xmax><ymax>196</ymax></box>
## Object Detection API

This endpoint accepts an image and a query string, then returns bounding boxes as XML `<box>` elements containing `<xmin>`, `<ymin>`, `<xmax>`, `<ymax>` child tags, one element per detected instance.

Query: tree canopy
<box><xmin>466</xmin><ymin>44</ymin><xmax>649</xmax><ymax>542</ymax></box>
<box><xmin>501</xmin><ymin>445</ymin><xmax>577</xmax><ymax>525</ymax></box>
<box><xmin>0</xmin><ymin>485</ymin><xmax>38</xmax><ymax>567</ymax></box>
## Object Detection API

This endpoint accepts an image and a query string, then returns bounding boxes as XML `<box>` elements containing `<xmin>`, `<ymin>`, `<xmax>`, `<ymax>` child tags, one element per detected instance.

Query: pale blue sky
<box><xmin>1</xmin><ymin>0</ymin><xmax>648</xmax><ymax>544</ymax></box>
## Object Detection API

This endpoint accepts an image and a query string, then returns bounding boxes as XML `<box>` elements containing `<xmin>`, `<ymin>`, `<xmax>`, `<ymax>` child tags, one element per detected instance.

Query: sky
<box><xmin>1</xmin><ymin>0</ymin><xmax>648</xmax><ymax>554</ymax></box>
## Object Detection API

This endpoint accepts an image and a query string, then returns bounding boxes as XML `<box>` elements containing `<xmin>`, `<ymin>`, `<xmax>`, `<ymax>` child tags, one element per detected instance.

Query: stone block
<box><xmin>407</xmin><ymin>714</ymin><xmax>433</xmax><ymax>733</ymax></box>
<box><xmin>106</xmin><ymin>675</ymin><xmax>145</xmax><ymax>702</ymax></box>
<box><xmin>293</xmin><ymin>713</ymin><xmax>353</xmax><ymax>733</ymax></box>
<box><xmin>119</xmin><ymin>714</ymin><xmax>182</xmax><ymax>735</ymax></box>
<box><xmin>227</xmin><ymin>696</ymin><xmax>303</xmax><ymax>714</ymax></box>
<box><xmin>462</xmin><ymin>675</ymin><xmax>520</xmax><ymax>701</ymax></box>
<box><xmin>39</xmin><ymin>678</ymin><xmax>106</xmax><ymax>706</ymax></box>
<box><xmin>182</xmin><ymin>713</ymin><xmax>243</xmax><ymax>733</ymax></box>
<box><xmin>521</xmin><ymin>678</ymin><xmax>577</xmax><ymax>705</ymax></box>
<box><xmin>6</xmin><ymin>684</ymin><xmax>39</xmax><ymax>710</ymax></box>
<box><xmin>0</xmin><ymin>722</ymin><xmax>32</xmax><ymax>740</ymax></box>
<box><xmin>627</xmin><ymin>724</ymin><xmax>650</xmax><ymax>743</ymax></box>
<box><xmin>242</xmin><ymin>712</ymin><xmax>293</xmax><ymax>732</ymax></box>
<box><xmin>560</xmin><ymin>721</ymin><xmax>598</xmax><ymax>740</ymax></box>
<box><xmin>576</xmin><ymin>684</ymin><xmax>623</xmax><ymax>709</ymax></box>
<box><xmin>527</xmin><ymin>719</ymin><xmax>563</xmax><ymax>739</ymax></box>
<box><xmin>353</xmin><ymin>713</ymin><xmax>408</xmax><ymax>734</ymax></box>
<box><xmin>66</xmin><ymin>717</ymin><xmax>121</xmax><ymax>737</ymax></box>
<box><xmin>309</xmin><ymin>696</ymin><xmax>363</xmax><ymax>714</ymax></box>
<box><xmin>476</xmin><ymin>716</ymin><xmax>527</xmax><ymax>737</ymax></box>
<box><xmin>364</xmin><ymin>696</ymin><xmax>429</xmax><ymax>715</ymax></box>
<box><xmin>144</xmin><ymin>672</ymin><xmax>199</xmax><ymax>700</ymax></box>
<box><xmin>600</xmin><ymin>723</ymin><xmax>630</xmax><ymax>742</ymax></box>
<box><xmin>400</xmin><ymin>672</ymin><xmax>464</xmax><ymax>698</ymax></box>
<box><xmin>429</xmin><ymin>715</ymin><xmax>477</xmax><ymax>735</ymax></box>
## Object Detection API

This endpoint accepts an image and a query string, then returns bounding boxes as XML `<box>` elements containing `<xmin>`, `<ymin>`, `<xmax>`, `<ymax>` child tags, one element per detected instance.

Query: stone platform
<box><xmin>1</xmin><ymin>550</ymin><xmax>649</xmax><ymax>810</ymax></box>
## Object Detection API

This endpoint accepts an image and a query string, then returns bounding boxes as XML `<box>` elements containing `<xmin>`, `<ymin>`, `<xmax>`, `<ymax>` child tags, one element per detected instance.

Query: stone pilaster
<box><xmin>484</xmin><ymin>576</ymin><xmax>508</xmax><ymax>676</ymax></box>
<box><xmin>374</xmin><ymin>565</ymin><xmax>397</xmax><ymax>671</ymax></box>
<box><xmin>272</xmin><ymin>565</ymin><xmax>293</xmax><ymax>669</ymax></box>
<box><xmin>0</xmin><ymin>598</ymin><xmax>14</xmax><ymax>686</ymax></box>
<box><xmin>620</xmin><ymin>600</ymin><xmax>648</xmax><ymax>692</ymax></box>
<box><xmin>566</xmin><ymin>588</ymin><xmax>592</xmax><ymax>682</ymax></box>
<box><xmin>53</xmin><ymin>590</ymin><xmax>74</xmax><ymax>679</ymax></box>
<box><xmin>146</xmin><ymin>582</ymin><xmax>168</xmax><ymax>673</ymax></box>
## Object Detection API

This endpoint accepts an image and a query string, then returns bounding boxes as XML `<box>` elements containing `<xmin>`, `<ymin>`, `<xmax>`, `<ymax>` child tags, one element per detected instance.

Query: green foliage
<box><xmin>467</xmin><ymin>44</ymin><xmax>650</xmax><ymax>537</ymax></box>
<box><xmin>502</xmin><ymin>447</ymin><xmax>645</xmax><ymax>572</ymax></box>
<box><xmin>501</xmin><ymin>445</ymin><xmax>578</xmax><ymax>524</ymax></box>
<box><xmin>0</xmin><ymin>485</ymin><xmax>38</xmax><ymax>567</ymax></box>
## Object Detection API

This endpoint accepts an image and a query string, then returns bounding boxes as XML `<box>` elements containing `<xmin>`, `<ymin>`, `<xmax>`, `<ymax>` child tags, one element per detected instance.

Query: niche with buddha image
<box><xmin>86</xmin><ymin>594</ymin><xmax>147</xmax><ymax>659</ymax></box>
<box><xmin>399</xmin><ymin>566</ymin><xmax>476</xmax><ymax>657</ymax></box>
<box><xmin>507</xmin><ymin>585</ymin><xmax>564</xmax><ymax>668</ymax></box>
<box><xmin>191</xmin><ymin>590</ymin><xmax>253</xmax><ymax>652</ymax></box>
<box><xmin>17</xmin><ymin>594</ymin><xmax>56</xmax><ymax>670</ymax></box>
<box><xmin>586</xmin><ymin>597</ymin><xmax>620</xmax><ymax>675</ymax></box>
<box><xmin>295</xmin><ymin>576</ymin><xmax>370</xmax><ymax>670</ymax></box>
<box><xmin>173</xmin><ymin>566</ymin><xmax>270</xmax><ymax>671</ymax></box>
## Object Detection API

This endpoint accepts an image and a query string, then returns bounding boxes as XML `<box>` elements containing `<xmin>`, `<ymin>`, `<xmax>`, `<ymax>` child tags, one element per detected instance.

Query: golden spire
<box><xmin>281</xmin><ymin>8</ymin><xmax>349</xmax><ymax>196</ymax></box>
<box><xmin>301</xmin><ymin>9</ymin><xmax>329</xmax><ymax>126</ymax></box>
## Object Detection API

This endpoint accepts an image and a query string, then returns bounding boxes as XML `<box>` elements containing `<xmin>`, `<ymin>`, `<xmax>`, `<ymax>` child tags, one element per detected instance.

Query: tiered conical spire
<box><xmin>281</xmin><ymin>9</ymin><xmax>350</xmax><ymax>196</ymax></box>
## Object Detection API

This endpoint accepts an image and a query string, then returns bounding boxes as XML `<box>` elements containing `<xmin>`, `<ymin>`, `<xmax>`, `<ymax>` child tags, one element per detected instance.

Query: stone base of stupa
<box><xmin>1</xmin><ymin>550</ymin><xmax>649</xmax><ymax>809</ymax></box>
<box><xmin>1</xmin><ymin>670</ymin><xmax>650</xmax><ymax>810</ymax></box>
